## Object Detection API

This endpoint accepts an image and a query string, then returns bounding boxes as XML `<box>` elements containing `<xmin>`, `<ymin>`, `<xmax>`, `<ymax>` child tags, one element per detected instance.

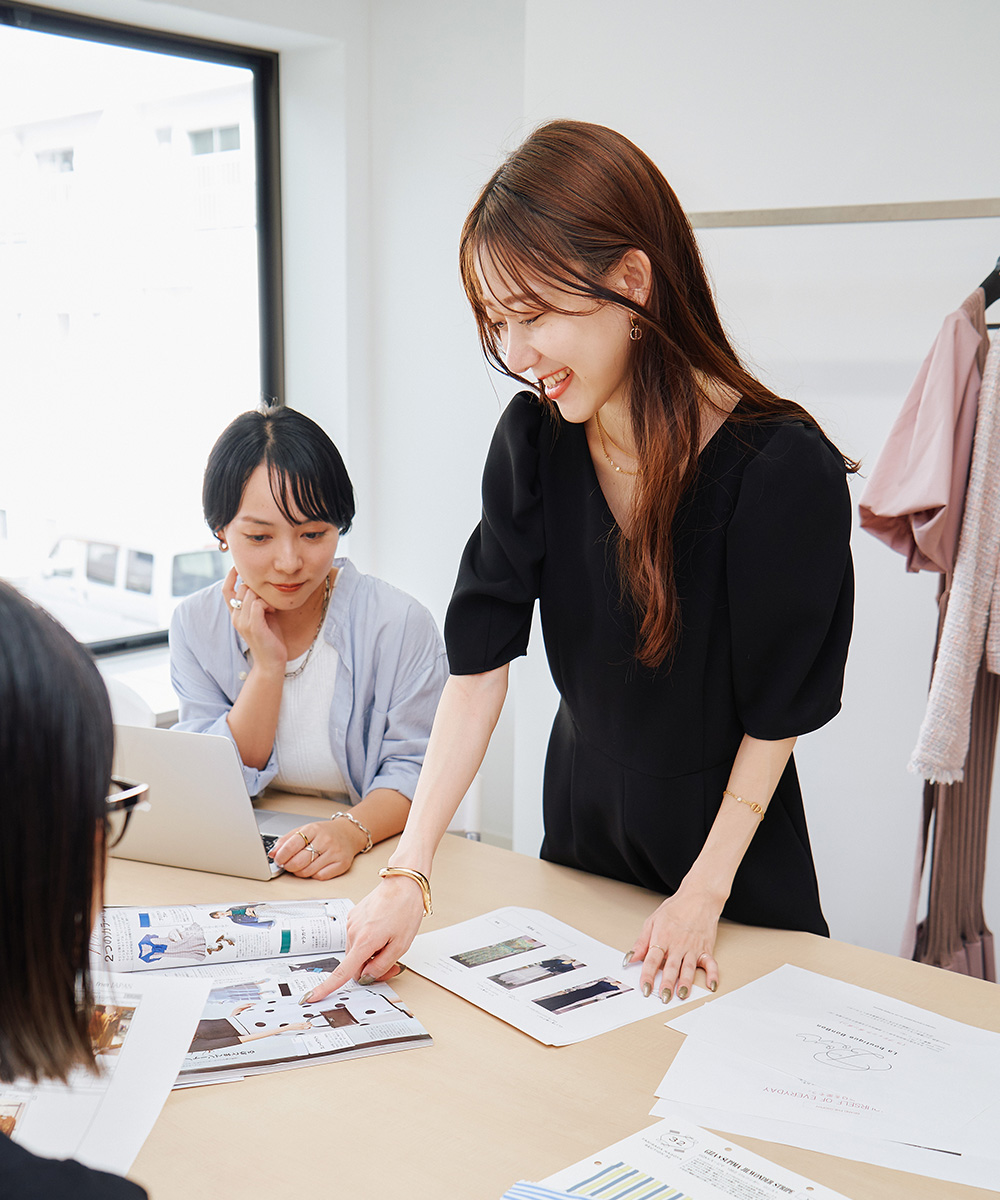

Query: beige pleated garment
<box><xmin>909</xmin><ymin>309</ymin><xmax>1000</xmax><ymax>979</ymax></box>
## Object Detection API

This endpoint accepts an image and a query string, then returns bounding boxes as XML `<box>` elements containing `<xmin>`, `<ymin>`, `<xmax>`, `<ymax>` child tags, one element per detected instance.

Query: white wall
<box><xmin>361</xmin><ymin>0</ymin><xmax>528</xmax><ymax>841</ymax></box>
<box><xmin>31</xmin><ymin>0</ymin><xmax>1000</xmax><ymax>952</ymax></box>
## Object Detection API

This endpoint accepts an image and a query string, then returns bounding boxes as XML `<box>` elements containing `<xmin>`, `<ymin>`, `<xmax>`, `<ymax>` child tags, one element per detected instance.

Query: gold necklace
<box><xmin>284</xmin><ymin>573</ymin><xmax>334</xmax><ymax>679</ymax></box>
<box><xmin>595</xmin><ymin>410</ymin><xmax>639</xmax><ymax>476</ymax></box>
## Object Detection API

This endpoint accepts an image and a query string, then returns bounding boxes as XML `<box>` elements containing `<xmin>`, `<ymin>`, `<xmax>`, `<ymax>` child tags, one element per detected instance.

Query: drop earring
<box><xmin>629</xmin><ymin>313</ymin><xmax>642</xmax><ymax>341</ymax></box>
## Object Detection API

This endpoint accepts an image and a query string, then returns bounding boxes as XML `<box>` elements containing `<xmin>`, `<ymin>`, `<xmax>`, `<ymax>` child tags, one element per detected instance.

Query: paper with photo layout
<box><xmin>403</xmin><ymin>907</ymin><xmax>705</xmax><ymax>1046</ymax></box>
<box><xmin>539</xmin><ymin>1117</ymin><xmax>849</xmax><ymax>1199</ymax></box>
<box><xmin>665</xmin><ymin>963</ymin><xmax>1000</xmax><ymax>1147</ymax></box>
<box><xmin>91</xmin><ymin>898</ymin><xmax>352</xmax><ymax>972</ymax></box>
<box><xmin>157</xmin><ymin>952</ymin><xmax>431</xmax><ymax>1086</ymax></box>
<box><xmin>648</xmin><ymin>1097</ymin><xmax>1000</xmax><ymax>1193</ymax></box>
<box><xmin>0</xmin><ymin>972</ymin><xmax>209</xmax><ymax>1174</ymax></box>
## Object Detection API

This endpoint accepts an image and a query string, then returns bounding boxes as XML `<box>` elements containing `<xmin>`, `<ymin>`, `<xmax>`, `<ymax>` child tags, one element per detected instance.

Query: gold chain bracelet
<box><xmin>329</xmin><ymin>811</ymin><xmax>373</xmax><ymax>853</ymax></box>
<box><xmin>723</xmin><ymin>787</ymin><xmax>764</xmax><ymax>821</ymax></box>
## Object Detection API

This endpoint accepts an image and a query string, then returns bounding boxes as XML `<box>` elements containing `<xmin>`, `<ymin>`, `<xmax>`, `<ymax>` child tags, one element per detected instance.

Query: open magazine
<box><xmin>93</xmin><ymin>899</ymin><xmax>354</xmax><ymax>971</ymax></box>
<box><xmin>91</xmin><ymin>899</ymin><xmax>432</xmax><ymax>1087</ymax></box>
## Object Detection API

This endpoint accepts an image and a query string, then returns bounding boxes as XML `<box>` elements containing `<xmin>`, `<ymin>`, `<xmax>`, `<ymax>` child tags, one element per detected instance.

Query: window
<box><xmin>35</xmin><ymin>147</ymin><xmax>74</xmax><ymax>172</ymax></box>
<box><xmin>188</xmin><ymin>124</ymin><xmax>240</xmax><ymax>155</ymax></box>
<box><xmin>172</xmin><ymin>549</ymin><xmax>227</xmax><ymax>598</ymax></box>
<box><xmin>125</xmin><ymin>550</ymin><xmax>154</xmax><ymax>594</ymax></box>
<box><xmin>0</xmin><ymin>5</ymin><xmax>282</xmax><ymax>654</ymax></box>
<box><xmin>86</xmin><ymin>542</ymin><xmax>119</xmax><ymax>586</ymax></box>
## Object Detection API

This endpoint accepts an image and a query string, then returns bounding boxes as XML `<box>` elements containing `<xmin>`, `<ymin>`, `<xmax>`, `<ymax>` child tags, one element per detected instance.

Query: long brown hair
<box><xmin>460</xmin><ymin>120</ymin><xmax>856</xmax><ymax>668</ymax></box>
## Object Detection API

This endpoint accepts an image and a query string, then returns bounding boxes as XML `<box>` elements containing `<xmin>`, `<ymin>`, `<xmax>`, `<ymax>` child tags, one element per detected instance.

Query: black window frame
<box><xmin>0</xmin><ymin>2</ymin><xmax>284</xmax><ymax>656</ymax></box>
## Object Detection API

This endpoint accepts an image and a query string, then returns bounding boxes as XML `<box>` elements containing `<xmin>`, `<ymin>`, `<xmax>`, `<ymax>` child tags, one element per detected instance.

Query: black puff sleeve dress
<box><xmin>445</xmin><ymin>393</ymin><xmax>854</xmax><ymax>936</ymax></box>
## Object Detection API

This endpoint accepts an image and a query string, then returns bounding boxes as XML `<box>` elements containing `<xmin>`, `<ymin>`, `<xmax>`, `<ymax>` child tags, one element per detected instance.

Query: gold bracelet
<box><xmin>723</xmin><ymin>787</ymin><xmax>764</xmax><ymax>821</ymax></box>
<box><xmin>379</xmin><ymin>866</ymin><xmax>433</xmax><ymax>916</ymax></box>
<box><xmin>330</xmin><ymin>811</ymin><xmax>373</xmax><ymax>853</ymax></box>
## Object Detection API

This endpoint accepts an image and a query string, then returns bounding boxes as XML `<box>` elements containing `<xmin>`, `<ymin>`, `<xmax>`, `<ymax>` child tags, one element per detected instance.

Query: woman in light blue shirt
<box><xmin>169</xmin><ymin>405</ymin><xmax>447</xmax><ymax>881</ymax></box>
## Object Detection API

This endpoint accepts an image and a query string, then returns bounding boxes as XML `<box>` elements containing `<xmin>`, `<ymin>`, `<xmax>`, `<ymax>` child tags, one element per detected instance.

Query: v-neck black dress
<box><xmin>445</xmin><ymin>392</ymin><xmax>853</xmax><ymax>935</ymax></box>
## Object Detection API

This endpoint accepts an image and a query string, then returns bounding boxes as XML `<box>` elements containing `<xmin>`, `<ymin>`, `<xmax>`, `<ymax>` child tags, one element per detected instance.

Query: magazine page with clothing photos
<box><xmin>90</xmin><ymin>899</ymin><xmax>430</xmax><ymax>1086</ymax></box>
<box><xmin>157</xmin><ymin>953</ymin><xmax>431</xmax><ymax>1087</ymax></box>
<box><xmin>91</xmin><ymin>899</ymin><xmax>353</xmax><ymax>972</ymax></box>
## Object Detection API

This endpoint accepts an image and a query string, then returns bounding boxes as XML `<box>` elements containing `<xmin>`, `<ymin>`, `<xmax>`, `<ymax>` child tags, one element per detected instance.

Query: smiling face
<box><xmin>475</xmin><ymin>252</ymin><xmax>642</xmax><ymax>426</ymax></box>
<box><xmin>221</xmin><ymin>464</ymin><xmax>339</xmax><ymax>612</ymax></box>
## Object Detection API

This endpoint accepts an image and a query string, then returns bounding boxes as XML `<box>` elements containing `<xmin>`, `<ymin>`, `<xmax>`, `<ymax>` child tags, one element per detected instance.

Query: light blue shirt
<box><xmin>169</xmin><ymin>559</ymin><xmax>448</xmax><ymax>800</ymax></box>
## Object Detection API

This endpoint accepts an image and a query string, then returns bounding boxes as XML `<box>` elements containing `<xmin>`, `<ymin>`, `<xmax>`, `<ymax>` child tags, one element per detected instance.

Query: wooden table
<box><xmin>110</xmin><ymin>794</ymin><xmax>1000</xmax><ymax>1200</ymax></box>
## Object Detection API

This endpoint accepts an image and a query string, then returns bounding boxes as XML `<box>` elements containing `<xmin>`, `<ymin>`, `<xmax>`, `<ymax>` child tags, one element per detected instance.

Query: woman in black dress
<box><xmin>311</xmin><ymin>120</ymin><xmax>854</xmax><ymax>1005</ymax></box>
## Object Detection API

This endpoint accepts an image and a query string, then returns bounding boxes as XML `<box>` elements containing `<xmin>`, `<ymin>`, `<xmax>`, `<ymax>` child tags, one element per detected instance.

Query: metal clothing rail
<box><xmin>688</xmin><ymin>197</ymin><xmax>1000</xmax><ymax>228</ymax></box>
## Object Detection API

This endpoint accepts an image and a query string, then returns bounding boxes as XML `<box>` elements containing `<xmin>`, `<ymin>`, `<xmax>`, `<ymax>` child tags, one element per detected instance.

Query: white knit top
<box><xmin>272</xmin><ymin>638</ymin><xmax>350</xmax><ymax>798</ymax></box>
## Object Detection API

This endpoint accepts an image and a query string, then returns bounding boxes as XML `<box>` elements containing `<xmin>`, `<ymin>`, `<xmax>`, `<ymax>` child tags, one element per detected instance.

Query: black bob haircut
<box><xmin>0</xmin><ymin>582</ymin><xmax>112</xmax><ymax>1083</ymax></box>
<box><xmin>203</xmin><ymin>405</ymin><xmax>356</xmax><ymax>538</ymax></box>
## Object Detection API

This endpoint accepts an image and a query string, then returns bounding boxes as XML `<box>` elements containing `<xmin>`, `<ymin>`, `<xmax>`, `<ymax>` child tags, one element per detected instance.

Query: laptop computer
<box><xmin>111</xmin><ymin>724</ymin><xmax>316</xmax><ymax>881</ymax></box>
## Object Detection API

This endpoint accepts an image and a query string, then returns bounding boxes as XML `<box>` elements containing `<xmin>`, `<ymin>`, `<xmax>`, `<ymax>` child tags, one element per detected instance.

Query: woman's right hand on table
<box><xmin>300</xmin><ymin>875</ymin><xmax>426</xmax><ymax>1002</ymax></box>
<box><xmin>222</xmin><ymin>566</ymin><xmax>286</xmax><ymax>674</ymax></box>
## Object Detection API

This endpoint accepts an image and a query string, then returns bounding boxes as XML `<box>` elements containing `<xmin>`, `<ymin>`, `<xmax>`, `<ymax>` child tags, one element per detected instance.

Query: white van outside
<box><xmin>30</xmin><ymin>535</ymin><xmax>229</xmax><ymax>641</ymax></box>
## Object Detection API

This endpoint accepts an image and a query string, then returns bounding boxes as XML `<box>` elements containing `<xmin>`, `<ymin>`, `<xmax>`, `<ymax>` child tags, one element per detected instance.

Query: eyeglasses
<box><xmin>105</xmin><ymin>776</ymin><xmax>150</xmax><ymax>848</ymax></box>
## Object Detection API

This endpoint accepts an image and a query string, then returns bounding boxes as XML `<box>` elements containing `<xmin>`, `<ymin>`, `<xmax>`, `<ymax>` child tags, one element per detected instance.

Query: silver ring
<box><xmin>650</xmin><ymin>943</ymin><xmax>667</xmax><ymax>955</ymax></box>
<box><xmin>307</xmin><ymin>845</ymin><xmax>318</xmax><ymax>863</ymax></box>
<box><xmin>229</xmin><ymin>598</ymin><xmax>243</xmax><ymax>610</ymax></box>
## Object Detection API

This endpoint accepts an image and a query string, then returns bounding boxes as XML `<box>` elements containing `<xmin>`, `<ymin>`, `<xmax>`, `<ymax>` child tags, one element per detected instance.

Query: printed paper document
<box><xmin>404</xmin><ymin>907</ymin><xmax>705</xmax><ymax>1046</ymax></box>
<box><xmin>539</xmin><ymin>1118</ymin><xmax>849</xmax><ymax>1199</ymax></box>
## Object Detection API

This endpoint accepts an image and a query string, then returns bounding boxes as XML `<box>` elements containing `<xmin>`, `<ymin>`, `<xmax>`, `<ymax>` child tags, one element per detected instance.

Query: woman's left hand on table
<box><xmin>271</xmin><ymin>819</ymin><xmax>366</xmax><ymax>880</ymax></box>
<box><xmin>625</xmin><ymin>885</ymin><xmax>722</xmax><ymax>1002</ymax></box>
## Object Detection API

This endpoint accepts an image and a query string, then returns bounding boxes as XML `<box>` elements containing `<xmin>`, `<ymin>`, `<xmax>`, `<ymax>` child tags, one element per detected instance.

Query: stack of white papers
<box><xmin>653</xmin><ymin>964</ymin><xmax>1000</xmax><ymax>1191</ymax></box>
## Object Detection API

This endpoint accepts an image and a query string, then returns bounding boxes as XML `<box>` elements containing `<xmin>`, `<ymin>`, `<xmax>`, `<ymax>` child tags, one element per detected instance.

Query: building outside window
<box><xmin>0</xmin><ymin>7</ymin><xmax>281</xmax><ymax>650</ymax></box>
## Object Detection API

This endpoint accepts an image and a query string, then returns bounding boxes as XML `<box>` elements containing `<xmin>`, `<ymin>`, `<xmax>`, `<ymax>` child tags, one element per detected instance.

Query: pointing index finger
<box><xmin>301</xmin><ymin>941</ymin><xmax>380</xmax><ymax>1003</ymax></box>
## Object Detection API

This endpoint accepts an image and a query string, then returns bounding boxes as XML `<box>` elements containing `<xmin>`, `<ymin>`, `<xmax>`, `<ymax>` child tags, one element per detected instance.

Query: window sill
<box><xmin>97</xmin><ymin>646</ymin><xmax>178</xmax><ymax>727</ymax></box>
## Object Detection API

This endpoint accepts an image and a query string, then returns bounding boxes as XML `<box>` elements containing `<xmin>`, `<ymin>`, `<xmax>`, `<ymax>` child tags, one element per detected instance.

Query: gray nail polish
<box><xmin>710</xmin><ymin>980</ymin><xmax>718</xmax><ymax>993</ymax></box>
<box><xmin>641</xmin><ymin>981</ymin><xmax>651</xmax><ymax>998</ymax></box>
<box><xmin>622</xmin><ymin>950</ymin><xmax>634</xmax><ymax>967</ymax></box>
<box><xmin>677</xmin><ymin>985</ymin><xmax>688</xmax><ymax>1000</ymax></box>
<box><xmin>358</xmin><ymin>974</ymin><xmax>376</xmax><ymax>986</ymax></box>
<box><xmin>659</xmin><ymin>988</ymin><xmax>672</xmax><ymax>1004</ymax></box>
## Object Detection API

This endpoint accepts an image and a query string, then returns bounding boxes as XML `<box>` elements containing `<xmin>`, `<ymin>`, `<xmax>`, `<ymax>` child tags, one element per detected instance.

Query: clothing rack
<box><xmin>686</xmin><ymin>198</ymin><xmax>1000</xmax><ymax>228</ymax></box>
<box><xmin>687</xmin><ymin>197</ymin><xmax>1000</xmax><ymax>326</ymax></box>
